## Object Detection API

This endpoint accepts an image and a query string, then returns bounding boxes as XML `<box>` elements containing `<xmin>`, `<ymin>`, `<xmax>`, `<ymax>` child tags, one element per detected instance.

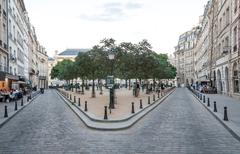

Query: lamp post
<box><xmin>108</xmin><ymin>51</ymin><xmax>115</xmax><ymax>109</ymax></box>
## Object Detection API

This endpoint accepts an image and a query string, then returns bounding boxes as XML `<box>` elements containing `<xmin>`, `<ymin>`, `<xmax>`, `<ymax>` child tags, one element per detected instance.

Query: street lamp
<box><xmin>108</xmin><ymin>50</ymin><xmax>115</xmax><ymax>109</ymax></box>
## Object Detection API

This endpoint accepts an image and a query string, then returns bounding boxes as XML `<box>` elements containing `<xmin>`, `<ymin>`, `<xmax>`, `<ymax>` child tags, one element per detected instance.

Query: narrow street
<box><xmin>0</xmin><ymin>88</ymin><xmax>239</xmax><ymax>154</ymax></box>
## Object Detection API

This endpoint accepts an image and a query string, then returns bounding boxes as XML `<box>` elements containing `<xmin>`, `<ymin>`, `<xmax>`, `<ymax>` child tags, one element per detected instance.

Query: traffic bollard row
<box><xmin>214</xmin><ymin>101</ymin><xmax>217</xmax><ymax>112</ymax></box>
<box><xmin>15</xmin><ymin>101</ymin><xmax>18</xmax><ymax>111</ymax></box>
<box><xmin>131</xmin><ymin>102</ymin><xmax>135</xmax><ymax>114</ymax></box>
<box><xmin>78</xmin><ymin>98</ymin><xmax>81</xmax><ymax>106</ymax></box>
<box><xmin>85</xmin><ymin>101</ymin><xmax>88</xmax><ymax>112</ymax></box>
<box><xmin>4</xmin><ymin>106</ymin><xmax>8</xmax><ymax>118</ymax></box>
<box><xmin>224</xmin><ymin>107</ymin><xmax>228</xmax><ymax>121</ymax></box>
<box><xmin>140</xmin><ymin>99</ymin><xmax>143</xmax><ymax>109</ymax></box>
<box><xmin>104</xmin><ymin>106</ymin><xmax>108</xmax><ymax>120</ymax></box>
<box><xmin>21</xmin><ymin>98</ymin><xmax>24</xmax><ymax>106</ymax></box>
<box><xmin>207</xmin><ymin>98</ymin><xmax>210</xmax><ymax>107</ymax></box>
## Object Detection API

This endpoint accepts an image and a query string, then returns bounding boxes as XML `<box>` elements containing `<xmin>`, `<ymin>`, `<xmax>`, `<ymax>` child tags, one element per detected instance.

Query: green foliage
<box><xmin>51</xmin><ymin>38</ymin><xmax>177</xmax><ymax>81</ymax></box>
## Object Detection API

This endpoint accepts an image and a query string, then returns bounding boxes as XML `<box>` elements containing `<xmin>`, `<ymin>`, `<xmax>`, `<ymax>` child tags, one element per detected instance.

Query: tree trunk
<box><xmin>125</xmin><ymin>79</ymin><xmax>128</xmax><ymax>88</ymax></box>
<box><xmin>82</xmin><ymin>79</ymin><xmax>85</xmax><ymax>95</ymax></box>
<box><xmin>128</xmin><ymin>79</ymin><xmax>131</xmax><ymax>90</ymax></box>
<box><xmin>92</xmin><ymin>79</ymin><xmax>96</xmax><ymax>98</ymax></box>
<box><xmin>71</xmin><ymin>80</ymin><xmax>74</xmax><ymax>92</ymax></box>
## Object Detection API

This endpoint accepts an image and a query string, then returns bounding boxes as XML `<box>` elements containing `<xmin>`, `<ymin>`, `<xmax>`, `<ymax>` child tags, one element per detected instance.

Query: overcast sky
<box><xmin>24</xmin><ymin>0</ymin><xmax>207</xmax><ymax>57</ymax></box>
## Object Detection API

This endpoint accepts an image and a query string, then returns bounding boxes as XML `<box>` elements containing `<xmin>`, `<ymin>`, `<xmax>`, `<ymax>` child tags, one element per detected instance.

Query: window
<box><xmin>233</xmin><ymin>63</ymin><xmax>239</xmax><ymax>93</ymax></box>
<box><xmin>233</xmin><ymin>26</ymin><xmax>237</xmax><ymax>52</ymax></box>
<box><xmin>234</xmin><ymin>0</ymin><xmax>238</xmax><ymax>13</ymax></box>
<box><xmin>226</xmin><ymin>8</ymin><xmax>230</xmax><ymax>25</ymax></box>
<box><xmin>219</xmin><ymin>18</ymin><xmax>222</xmax><ymax>31</ymax></box>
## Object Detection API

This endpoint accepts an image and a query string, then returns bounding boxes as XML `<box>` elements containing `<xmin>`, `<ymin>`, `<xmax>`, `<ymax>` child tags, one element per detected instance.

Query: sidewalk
<box><xmin>189</xmin><ymin>88</ymin><xmax>240</xmax><ymax>141</ymax></box>
<box><xmin>0</xmin><ymin>90</ymin><xmax>40</xmax><ymax>127</ymax></box>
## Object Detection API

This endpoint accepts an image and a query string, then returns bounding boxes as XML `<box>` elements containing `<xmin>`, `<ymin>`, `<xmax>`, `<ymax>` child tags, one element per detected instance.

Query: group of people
<box><xmin>133</xmin><ymin>82</ymin><xmax>165</xmax><ymax>97</ymax></box>
<box><xmin>0</xmin><ymin>88</ymin><xmax>24</xmax><ymax>102</ymax></box>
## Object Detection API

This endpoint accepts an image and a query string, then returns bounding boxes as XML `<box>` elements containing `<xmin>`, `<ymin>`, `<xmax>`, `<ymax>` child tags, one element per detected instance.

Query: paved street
<box><xmin>0</xmin><ymin>88</ymin><xmax>239</xmax><ymax>153</ymax></box>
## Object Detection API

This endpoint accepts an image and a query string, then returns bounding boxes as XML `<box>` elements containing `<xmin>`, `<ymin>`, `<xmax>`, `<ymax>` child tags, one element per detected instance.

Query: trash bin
<box><xmin>40</xmin><ymin>88</ymin><xmax>44</xmax><ymax>94</ymax></box>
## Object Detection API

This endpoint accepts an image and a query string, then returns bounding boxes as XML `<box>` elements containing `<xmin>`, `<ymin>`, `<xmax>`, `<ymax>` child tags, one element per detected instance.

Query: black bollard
<box><xmin>104</xmin><ymin>106</ymin><xmax>108</xmax><ymax>120</ymax></box>
<box><xmin>197</xmin><ymin>93</ymin><xmax>199</xmax><ymax>98</ymax></box>
<box><xmin>200</xmin><ymin>94</ymin><xmax>202</xmax><ymax>100</ymax></box>
<box><xmin>78</xmin><ymin>98</ymin><xmax>81</xmax><ymax>106</ymax></box>
<box><xmin>207</xmin><ymin>98</ymin><xmax>210</xmax><ymax>107</ymax></box>
<box><xmin>85</xmin><ymin>101</ymin><xmax>88</xmax><ymax>112</ymax></box>
<box><xmin>74</xmin><ymin>96</ymin><xmax>76</xmax><ymax>103</ymax></box>
<box><xmin>148</xmin><ymin>96</ymin><xmax>150</xmax><ymax>104</ymax></box>
<box><xmin>214</xmin><ymin>101</ymin><xmax>217</xmax><ymax>112</ymax></box>
<box><xmin>14</xmin><ymin>101</ymin><xmax>18</xmax><ymax>111</ymax></box>
<box><xmin>4</xmin><ymin>106</ymin><xmax>8</xmax><ymax>118</ymax></box>
<box><xmin>223</xmin><ymin>107</ymin><xmax>228</xmax><ymax>121</ymax></box>
<box><xmin>21</xmin><ymin>98</ymin><xmax>23</xmax><ymax>106</ymax></box>
<box><xmin>203</xmin><ymin>95</ymin><xmax>205</xmax><ymax>103</ymax></box>
<box><xmin>70</xmin><ymin>94</ymin><xmax>72</xmax><ymax>100</ymax></box>
<box><xmin>207</xmin><ymin>98</ymin><xmax>210</xmax><ymax>105</ymax></box>
<box><xmin>131</xmin><ymin>102</ymin><xmax>135</xmax><ymax>114</ymax></box>
<box><xmin>153</xmin><ymin>94</ymin><xmax>155</xmax><ymax>102</ymax></box>
<box><xmin>140</xmin><ymin>99</ymin><xmax>143</xmax><ymax>109</ymax></box>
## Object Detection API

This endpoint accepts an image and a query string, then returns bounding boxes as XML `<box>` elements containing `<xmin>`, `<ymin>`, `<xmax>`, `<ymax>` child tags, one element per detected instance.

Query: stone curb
<box><xmin>188</xmin><ymin>88</ymin><xmax>240</xmax><ymax>142</ymax></box>
<box><xmin>0</xmin><ymin>91</ymin><xmax>41</xmax><ymax>129</ymax></box>
<box><xmin>56</xmin><ymin>88</ymin><xmax>176</xmax><ymax>130</ymax></box>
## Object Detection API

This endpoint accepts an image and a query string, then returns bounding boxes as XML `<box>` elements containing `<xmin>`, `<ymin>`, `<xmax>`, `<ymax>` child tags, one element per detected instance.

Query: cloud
<box><xmin>125</xmin><ymin>2</ymin><xmax>143</xmax><ymax>10</ymax></box>
<box><xmin>79</xmin><ymin>1</ymin><xmax>143</xmax><ymax>22</ymax></box>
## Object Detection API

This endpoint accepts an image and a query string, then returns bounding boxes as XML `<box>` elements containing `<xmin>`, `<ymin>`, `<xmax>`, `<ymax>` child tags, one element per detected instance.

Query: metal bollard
<box><xmin>203</xmin><ymin>95</ymin><xmax>205</xmax><ymax>103</ymax></box>
<box><xmin>131</xmin><ymin>102</ymin><xmax>135</xmax><ymax>114</ymax></box>
<box><xmin>84</xmin><ymin>101</ymin><xmax>88</xmax><ymax>112</ymax></box>
<box><xmin>14</xmin><ymin>101</ymin><xmax>18</xmax><ymax>111</ymax></box>
<box><xmin>214</xmin><ymin>101</ymin><xmax>217</xmax><ymax>112</ymax></box>
<box><xmin>74</xmin><ymin>96</ymin><xmax>76</xmax><ymax>103</ymax></box>
<box><xmin>140</xmin><ymin>99</ymin><xmax>143</xmax><ymax>109</ymax></box>
<box><xmin>153</xmin><ymin>94</ymin><xmax>155</xmax><ymax>102</ymax></box>
<box><xmin>21</xmin><ymin>98</ymin><xmax>24</xmax><ymax>106</ymax></box>
<box><xmin>4</xmin><ymin>106</ymin><xmax>8</xmax><ymax>118</ymax></box>
<box><xmin>104</xmin><ymin>106</ymin><xmax>108</xmax><ymax>120</ymax></box>
<box><xmin>148</xmin><ymin>96</ymin><xmax>150</xmax><ymax>104</ymax></box>
<box><xmin>223</xmin><ymin>107</ymin><xmax>228</xmax><ymax>121</ymax></box>
<box><xmin>207</xmin><ymin>98</ymin><xmax>210</xmax><ymax>107</ymax></box>
<box><xmin>200</xmin><ymin>94</ymin><xmax>202</xmax><ymax>100</ymax></box>
<box><xmin>78</xmin><ymin>98</ymin><xmax>81</xmax><ymax>106</ymax></box>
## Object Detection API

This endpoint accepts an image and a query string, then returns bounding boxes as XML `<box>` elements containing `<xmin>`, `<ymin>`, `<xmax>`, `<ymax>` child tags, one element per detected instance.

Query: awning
<box><xmin>0</xmin><ymin>72</ymin><xmax>19</xmax><ymax>81</ymax></box>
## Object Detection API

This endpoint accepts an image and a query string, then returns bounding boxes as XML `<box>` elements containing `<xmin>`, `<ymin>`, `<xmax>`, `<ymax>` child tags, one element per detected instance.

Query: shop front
<box><xmin>0</xmin><ymin>71</ymin><xmax>19</xmax><ymax>90</ymax></box>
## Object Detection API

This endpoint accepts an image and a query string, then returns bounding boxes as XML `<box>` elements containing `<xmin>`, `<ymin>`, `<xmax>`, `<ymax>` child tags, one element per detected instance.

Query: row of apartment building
<box><xmin>0</xmin><ymin>0</ymin><xmax>48</xmax><ymax>90</ymax></box>
<box><xmin>174</xmin><ymin>0</ymin><xmax>240</xmax><ymax>100</ymax></box>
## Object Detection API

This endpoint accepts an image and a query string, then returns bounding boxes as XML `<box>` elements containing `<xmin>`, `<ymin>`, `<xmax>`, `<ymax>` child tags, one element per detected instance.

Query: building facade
<box><xmin>0</xmin><ymin>0</ymin><xmax>48</xmax><ymax>90</ymax></box>
<box><xmin>0</xmin><ymin>0</ymin><xmax>10</xmax><ymax>89</ymax></box>
<box><xmin>175</xmin><ymin>0</ymin><xmax>240</xmax><ymax>100</ymax></box>
<box><xmin>48</xmin><ymin>49</ymin><xmax>89</xmax><ymax>86</ymax></box>
<box><xmin>174</xmin><ymin>27</ymin><xmax>200</xmax><ymax>87</ymax></box>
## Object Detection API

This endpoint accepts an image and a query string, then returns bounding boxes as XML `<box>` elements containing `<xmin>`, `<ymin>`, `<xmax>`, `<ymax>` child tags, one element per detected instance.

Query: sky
<box><xmin>24</xmin><ymin>0</ymin><xmax>208</xmax><ymax>57</ymax></box>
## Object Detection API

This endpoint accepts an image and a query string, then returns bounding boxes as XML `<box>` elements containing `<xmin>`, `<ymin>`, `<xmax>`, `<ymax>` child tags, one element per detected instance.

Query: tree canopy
<box><xmin>50</xmin><ymin>38</ymin><xmax>176</xmax><ymax>82</ymax></box>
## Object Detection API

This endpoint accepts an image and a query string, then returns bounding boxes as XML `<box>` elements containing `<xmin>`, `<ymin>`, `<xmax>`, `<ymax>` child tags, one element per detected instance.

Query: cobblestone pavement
<box><xmin>0</xmin><ymin>89</ymin><xmax>240</xmax><ymax>154</ymax></box>
<box><xmin>204</xmin><ymin>93</ymin><xmax>240</xmax><ymax>125</ymax></box>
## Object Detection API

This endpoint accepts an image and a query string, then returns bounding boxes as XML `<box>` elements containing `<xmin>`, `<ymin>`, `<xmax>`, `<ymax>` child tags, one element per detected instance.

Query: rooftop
<box><xmin>58</xmin><ymin>49</ymin><xmax>89</xmax><ymax>56</ymax></box>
